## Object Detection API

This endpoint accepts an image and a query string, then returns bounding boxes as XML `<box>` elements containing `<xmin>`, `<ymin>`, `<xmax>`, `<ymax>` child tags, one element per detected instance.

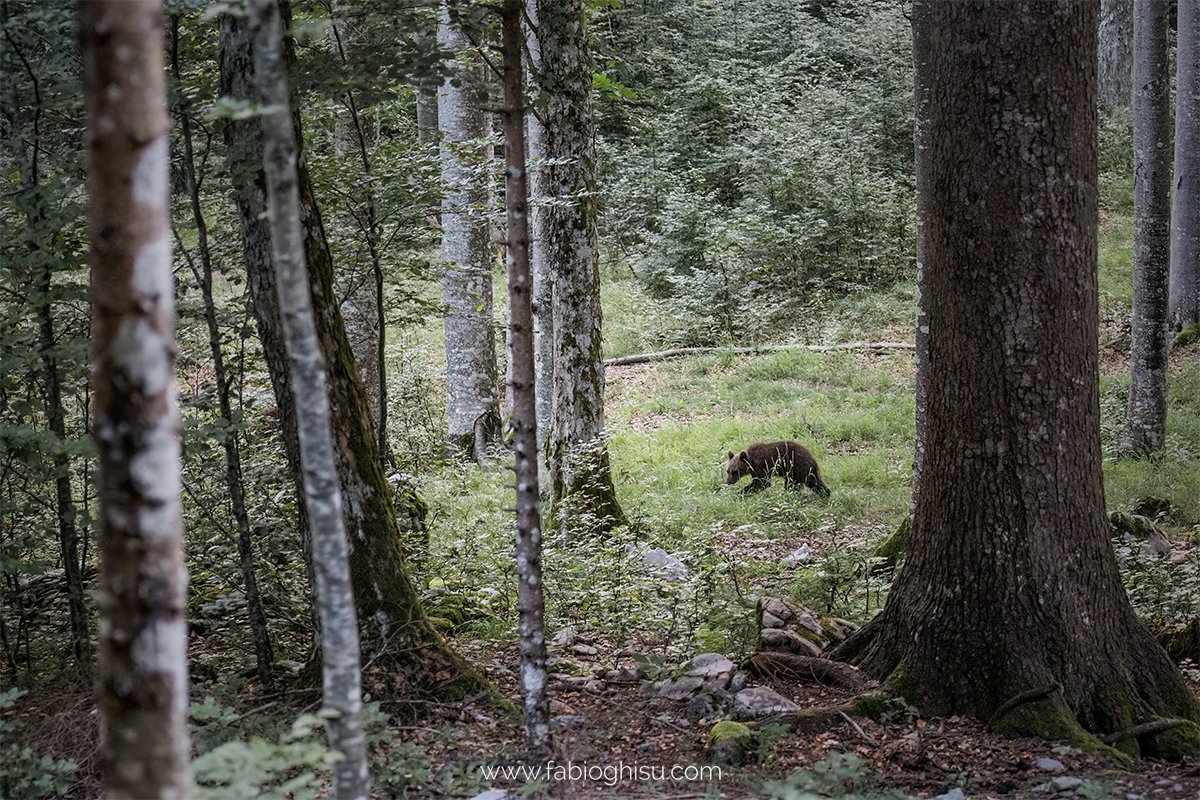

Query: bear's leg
<box><xmin>740</xmin><ymin>477</ymin><xmax>771</xmax><ymax>494</ymax></box>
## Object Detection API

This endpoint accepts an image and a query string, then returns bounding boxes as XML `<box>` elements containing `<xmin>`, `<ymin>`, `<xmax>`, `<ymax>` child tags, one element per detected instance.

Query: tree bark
<box><xmin>1170</xmin><ymin>0</ymin><xmax>1200</xmax><ymax>332</ymax></box>
<box><xmin>1099</xmin><ymin>0</ymin><xmax>1134</xmax><ymax>113</ymax></box>
<box><xmin>219</xmin><ymin>0</ymin><xmax>492</xmax><ymax>705</ymax></box>
<box><xmin>539</xmin><ymin>0</ymin><xmax>627</xmax><ymax>536</ymax></box>
<box><xmin>439</xmin><ymin>1</ymin><xmax>500</xmax><ymax>463</ymax></box>
<box><xmin>82</xmin><ymin>0</ymin><xmax>192</xmax><ymax>794</ymax></box>
<box><xmin>501</xmin><ymin>0</ymin><xmax>550</xmax><ymax>764</ymax></box>
<box><xmin>910</xmin><ymin>0</ymin><xmax>931</xmax><ymax>523</ymax></box>
<box><xmin>526</xmin><ymin>0</ymin><xmax>553</xmax><ymax>464</ymax></box>
<box><xmin>247</xmin><ymin>3</ymin><xmax>367</xmax><ymax>796</ymax></box>
<box><xmin>1122</xmin><ymin>0</ymin><xmax>1172</xmax><ymax>456</ymax></box>
<box><xmin>830</xmin><ymin>1</ymin><xmax>1200</xmax><ymax>758</ymax></box>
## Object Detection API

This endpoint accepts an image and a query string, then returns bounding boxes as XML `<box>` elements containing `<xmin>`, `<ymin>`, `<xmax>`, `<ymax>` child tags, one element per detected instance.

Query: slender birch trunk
<box><xmin>82</xmin><ymin>0</ymin><xmax>191</xmax><ymax>795</ymax></box>
<box><xmin>246</xmin><ymin>1</ymin><xmax>367</xmax><ymax>797</ymax></box>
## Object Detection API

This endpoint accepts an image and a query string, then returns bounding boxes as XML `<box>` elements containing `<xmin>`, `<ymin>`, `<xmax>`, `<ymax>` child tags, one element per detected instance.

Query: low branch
<box><xmin>605</xmin><ymin>342</ymin><xmax>915</xmax><ymax>368</ymax></box>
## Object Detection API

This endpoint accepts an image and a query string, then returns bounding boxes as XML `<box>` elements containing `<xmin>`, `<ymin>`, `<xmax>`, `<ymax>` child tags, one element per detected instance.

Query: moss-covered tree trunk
<box><xmin>831</xmin><ymin>1</ymin><xmax>1200</xmax><ymax>759</ymax></box>
<box><xmin>219</xmin><ymin>0</ymin><xmax>489</xmax><ymax>703</ymax></box>
<box><xmin>539</xmin><ymin>0</ymin><xmax>627</xmax><ymax>536</ymax></box>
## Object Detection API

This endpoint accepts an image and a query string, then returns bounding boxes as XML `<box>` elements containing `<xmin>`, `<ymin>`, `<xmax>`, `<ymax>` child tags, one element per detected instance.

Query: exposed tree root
<box><xmin>1100</xmin><ymin>719</ymin><xmax>1189</xmax><ymax>745</ymax></box>
<box><xmin>742</xmin><ymin>652</ymin><xmax>872</xmax><ymax>693</ymax></box>
<box><xmin>987</xmin><ymin>683</ymin><xmax>1062</xmax><ymax>729</ymax></box>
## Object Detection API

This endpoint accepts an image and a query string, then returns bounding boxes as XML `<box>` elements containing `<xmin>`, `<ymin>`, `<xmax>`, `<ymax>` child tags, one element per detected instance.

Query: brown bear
<box><xmin>725</xmin><ymin>441</ymin><xmax>830</xmax><ymax>497</ymax></box>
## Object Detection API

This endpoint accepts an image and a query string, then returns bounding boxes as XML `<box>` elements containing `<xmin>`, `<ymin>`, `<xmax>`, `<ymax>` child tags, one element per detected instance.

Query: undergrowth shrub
<box><xmin>0</xmin><ymin>689</ymin><xmax>77</xmax><ymax>800</ymax></box>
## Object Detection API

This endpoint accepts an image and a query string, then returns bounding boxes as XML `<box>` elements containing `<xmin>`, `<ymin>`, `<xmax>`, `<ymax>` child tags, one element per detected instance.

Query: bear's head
<box><xmin>725</xmin><ymin>450</ymin><xmax>750</xmax><ymax>484</ymax></box>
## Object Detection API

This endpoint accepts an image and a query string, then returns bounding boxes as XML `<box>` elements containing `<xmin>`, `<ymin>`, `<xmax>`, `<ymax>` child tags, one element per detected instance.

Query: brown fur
<box><xmin>725</xmin><ymin>441</ymin><xmax>830</xmax><ymax>496</ymax></box>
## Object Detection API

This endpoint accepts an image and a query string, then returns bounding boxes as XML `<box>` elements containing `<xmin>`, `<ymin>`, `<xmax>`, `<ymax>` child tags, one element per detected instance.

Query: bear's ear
<box><xmin>726</xmin><ymin>450</ymin><xmax>735</xmax><ymax>461</ymax></box>
<box><xmin>738</xmin><ymin>450</ymin><xmax>749</xmax><ymax>460</ymax></box>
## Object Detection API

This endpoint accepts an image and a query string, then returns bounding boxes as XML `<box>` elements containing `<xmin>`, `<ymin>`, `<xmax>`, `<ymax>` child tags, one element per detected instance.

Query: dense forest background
<box><xmin>2</xmin><ymin>0</ymin><xmax>1199</xmax><ymax>797</ymax></box>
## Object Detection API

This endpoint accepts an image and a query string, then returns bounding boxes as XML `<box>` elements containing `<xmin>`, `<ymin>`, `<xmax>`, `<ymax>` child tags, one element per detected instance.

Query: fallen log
<box><xmin>604</xmin><ymin>342</ymin><xmax>915</xmax><ymax>367</ymax></box>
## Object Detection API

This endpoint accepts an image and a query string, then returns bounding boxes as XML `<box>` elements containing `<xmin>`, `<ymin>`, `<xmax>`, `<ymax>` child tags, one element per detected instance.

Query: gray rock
<box><xmin>550</xmin><ymin>627</ymin><xmax>577</xmax><ymax>647</ymax></box>
<box><xmin>762</xmin><ymin>598</ymin><xmax>798</xmax><ymax>622</ymax></box>
<box><xmin>1036</xmin><ymin>758</ymin><xmax>1065</xmax><ymax>773</ymax></box>
<box><xmin>685</xmin><ymin>652</ymin><xmax>736</xmax><ymax>679</ymax></box>
<box><xmin>683</xmin><ymin>693</ymin><xmax>716</xmax><ymax>719</ymax></box>
<box><xmin>760</xmin><ymin>627</ymin><xmax>821</xmax><ymax>657</ymax></box>
<box><xmin>734</xmin><ymin>686</ymin><xmax>801</xmax><ymax>719</ymax></box>
<box><xmin>625</xmin><ymin>542</ymin><xmax>689</xmax><ymax>581</ymax></box>
<box><xmin>1050</xmin><ymin>776</ymin><xmax>1083</xmax><ymax>792</ymax></box>
<box><xmin>761</xmin><ymin>611</ymin><xmax>787</xmax><ymax>629</ymax></box>
<box><xmin>932</xmin><ymin>789</ymin><xmax>965</xmax><ymax>800</ymax></box>
<box><xmin>658</xmin><ymin>675</ymin><xmax>705</xmax><ymax>700</ymax></box>
<box><xmin>783</xmin><ymin>544</ymin><xmax>814</xmax><ymax>565</ymax></box>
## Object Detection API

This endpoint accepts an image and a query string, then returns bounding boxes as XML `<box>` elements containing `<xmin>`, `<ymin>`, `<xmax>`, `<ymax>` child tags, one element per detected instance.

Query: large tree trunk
<box><xmin>539</xmin><ymin>0</ymin><xmax>627</xmax><ymax>536</ymax></box>
<box><xmin>1099</xmin><ymin>0</ymin><xmax>1134</xmax><ymax>113</ymax></box>
<box><xmin>831</xmin><ymin>1</ymin><xmax>1200</xmax><ymax>759</ymax></box>
<box><xmin>219</xmin><ymin>0</ymin><xmax>491</xmax><ymax>703</ymax></box>
<box><xmin>439</xmin><ymin>1</ymin><xmax>500</xmax><ymax>463</ymax></box>
<box><xmin>1122</xmin><ymin>0</ymin><xmax>1172</xmax><ymax>456</ymax></box>
<box><xmin>82</xmin><ymin>0</ymin><xmax>192</xmax><ymax>794</ymax></box>
<box><xmin>1170</xmin><ymin>0</ymin><xmax>1200</xmax><ymax>333</ymax></box>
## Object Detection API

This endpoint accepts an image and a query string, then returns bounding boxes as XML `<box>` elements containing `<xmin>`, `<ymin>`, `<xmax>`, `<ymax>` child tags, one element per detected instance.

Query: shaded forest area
<box><xmin>2</xmin><ymin>0</ymin><xmax>1200</xmax><ymax>797</ymax></box>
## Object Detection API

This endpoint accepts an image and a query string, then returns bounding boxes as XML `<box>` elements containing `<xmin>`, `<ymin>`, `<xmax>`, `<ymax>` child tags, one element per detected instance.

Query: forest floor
<box><xmin>410</xmin><ymin>649</ymin><xmax>1200</xmax><ymax>800</ymax></box>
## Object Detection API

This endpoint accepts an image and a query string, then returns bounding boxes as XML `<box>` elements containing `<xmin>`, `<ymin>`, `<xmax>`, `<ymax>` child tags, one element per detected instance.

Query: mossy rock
<box><xmin>1109</xmin><ymin>511</ymin><xmax>1157</xmax><ymax>539</ymax></box>
<box><xmin>707</xmin><ymin>720</ymin><xmax>753</xmax><ymax>747</ymax></box>
<box><xmin>1175</xmin><ymin>323</ymin><xmax>1200</xmax><ymax>348</ymax></box>
<box><xmin>1144</xmin><ymin>719</ymin><xmax>1200</xmax><ymax>761</ymax></box>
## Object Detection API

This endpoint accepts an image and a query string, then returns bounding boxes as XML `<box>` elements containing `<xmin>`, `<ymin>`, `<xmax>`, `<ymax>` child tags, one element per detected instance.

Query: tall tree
<box><xmin>1170</xmin><ymin>0</ymin><xmax>1200</xmax><ymax>333</ymax></box>
<box><xmin>1122</xmin><ymin>0</ymin><xmax>1172</xmax><ymax>456</ymax></box>
<box><xmin>831</xmin><ymin>1</ymin><xmax>1200</xmax><ymax>755</ymax></box>
<box><xmin>82</xmin><ymin>0</ymin><xmax>192</xmax><ymax>794</ymax></box>
<box><xmin>170</xmin><ymin>13</ymin><xmax>274</xmax><ymax>690</ymax></box>
<box><xmin>219</xmin><ymin>0</ymin><xmax>491</xmax><ymax>703</ymax></box>
<box><xmin>438</xmin><ymin>1</ymin><xmax>500</xmax><ymax>462</ymax></box>
<box><xmin>1099</xmin><ymin>0</ymin><xmax>1134</xmax><ymax>113</ymax></box>
<box><xmin>525</xmin><ymin>0</ymin><xmax>553</xmax><ymax>461</ymax></box>
<box><xmin>247</xmin><ymin>1</ymin><xmax>367</xmax><ymax>795</ymax></box>
<box><xmin>501</xmin><ymin>0</ymin><xmax>550</xmax><ymax>764</ymax></box>
<box><xmin>539</xmin><ymin>0</ymin><xmax>627</xmax><ymax>535</ymax></box>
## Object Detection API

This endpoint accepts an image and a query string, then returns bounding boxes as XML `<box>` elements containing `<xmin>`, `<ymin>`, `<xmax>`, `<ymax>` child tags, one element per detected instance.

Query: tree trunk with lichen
<box><xmin>830</xmin><ymin>2</ymin><xmax>1200</xmax><ymax>760</ymax></box>
<box><xmin>219</xmin><ymin>0</ymin><xmax>490</xmax><ymax>704</ymax></box>
<box><xmin>539</xmin><ymin>0</ymin><xmax>626</xmax><ymax>536</ymax></box>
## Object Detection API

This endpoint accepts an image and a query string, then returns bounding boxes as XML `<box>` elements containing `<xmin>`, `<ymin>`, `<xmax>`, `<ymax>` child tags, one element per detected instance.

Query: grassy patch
<box><xmin>399</xmin><ymin>224</ymin><xmax>1199</xmax><ymax>655</ymax></box>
